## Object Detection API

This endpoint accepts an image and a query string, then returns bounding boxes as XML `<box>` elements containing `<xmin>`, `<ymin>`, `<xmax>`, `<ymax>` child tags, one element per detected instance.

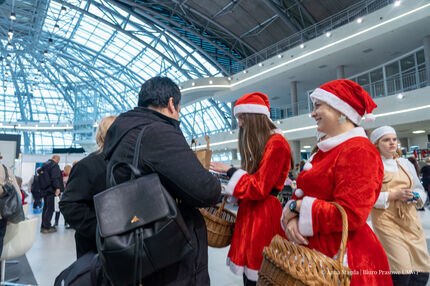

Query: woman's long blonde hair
<box><xmin>238</xmin><ymin>113</ymin><xmax>279</xmax><ymax>174</ymax></box>
<box><xmin>96</xmin><ymin>116</ymin><xmax>117</xmax><ymax>151</ymax></box>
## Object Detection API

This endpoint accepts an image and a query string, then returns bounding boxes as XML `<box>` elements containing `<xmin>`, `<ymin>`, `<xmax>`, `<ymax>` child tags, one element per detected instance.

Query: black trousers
<box><xmin>392</xmin><ymin>272</ymin><xmax>429</xmax><ymax>286</ymax></box>
<box><xmin>243</xmin><ymin>274</ymin><xmax>256</xmax><ymax>286</ymax></box>
<box><xmin>42</xmin><ymin>193</ymin><xmax>55</xmax><ymax>229</ymax></box>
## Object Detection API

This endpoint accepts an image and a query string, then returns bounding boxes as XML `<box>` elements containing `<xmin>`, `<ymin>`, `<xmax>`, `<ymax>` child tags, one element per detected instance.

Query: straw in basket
<box><xmin>257</xmin><ymin>202</ymin><xmax>351</xmax><ymax>286</ymax></box>
<box><xmin>199</xmin><ymin>196</ymin><xmax>236</xmax><ymax>248</ymax></box>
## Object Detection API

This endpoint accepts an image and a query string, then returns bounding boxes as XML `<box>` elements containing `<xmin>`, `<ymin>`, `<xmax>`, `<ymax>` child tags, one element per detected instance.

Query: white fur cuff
<box><xmin>225</xmin><ymin>169</ymin><xmax>247</xmax><ymax>196</ymax></box>
<box><xmin>298</xmin><ymin>196</ymin><xmax>316</xmax><ymax>236</ymax></box>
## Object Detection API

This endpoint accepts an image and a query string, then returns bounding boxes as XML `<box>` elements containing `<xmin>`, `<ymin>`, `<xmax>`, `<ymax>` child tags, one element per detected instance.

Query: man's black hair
<box><xmin>138</xmin><ymin>76</ymin><xmax>181</xmax><ymax>109</ymax></box>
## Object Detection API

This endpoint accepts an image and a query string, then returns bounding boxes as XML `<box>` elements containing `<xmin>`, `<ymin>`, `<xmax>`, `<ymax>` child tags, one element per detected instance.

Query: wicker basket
<box><xmin>257</xmin><ymin>202</ymin><xmax>351</xmax><ymax>286</ymax></box>
<box><xmin>192</xmin><ymin>135</ymin><xmax>212</xmax><ymax>170</ymax></box>
<box><xmin>200</xmin><ymin>196</ymin><xmax>236</xmax><ymax>248</ymax></box>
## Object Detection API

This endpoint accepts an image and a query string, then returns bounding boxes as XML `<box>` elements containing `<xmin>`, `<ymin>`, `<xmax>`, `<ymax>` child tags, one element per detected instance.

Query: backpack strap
<box><xmin>2</xmin><ymin>165</ymin><xmax>10</xmax><ymax>183</ymax></box>
<box><xmin>109</xmin><ymin>125</ymin><xmax>147</xmax><ymax>187</ymax></box>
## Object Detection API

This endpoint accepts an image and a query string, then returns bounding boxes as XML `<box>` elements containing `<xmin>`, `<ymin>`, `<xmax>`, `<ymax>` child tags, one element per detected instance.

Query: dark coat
<box><xmin>59</xmin><ymin>151</ymin><xmax>107</xmax><ymax>258</ymax></box>
<box><xmin>39</xmin><ymin>159</ymin><xmax>62</xmax><ymax>195</ymax></box>
<box><xmin>103</xmin><ymin>107</ymin><xmax>221</xmax><ymax>286</ymax></box>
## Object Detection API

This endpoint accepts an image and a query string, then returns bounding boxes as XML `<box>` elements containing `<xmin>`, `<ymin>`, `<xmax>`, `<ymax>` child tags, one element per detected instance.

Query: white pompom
<box><xmin>303</xmin><ymin>162</ymin><xmax>312</xmax><ymax>171</ymax></box>
<box><xmin>295</xmin><ymin>188</ymin><xmax>304</xmax><ymax>198</ymax></box>
<box><xmin>364</xmin><ymin>113</ymin><xmax>375</xmax><ymax>122</ymax></box>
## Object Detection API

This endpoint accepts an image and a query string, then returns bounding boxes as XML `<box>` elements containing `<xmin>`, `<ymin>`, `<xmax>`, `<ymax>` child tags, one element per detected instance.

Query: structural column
<box><xmin>423</xmin><ymin>35</ymin><xmax>430</xmax><ymax>83</ymax></box>
<box><xmin>290</xmin><ymin>81</ymin><xmax>298</xmax><ymax>116</ymax></box>
<box><xmin>231</xmin><ymin>101</ymin><xmax>237</xmax><ymax>129</ymax></box>
<box><xmin>291</xmin><ymin>140</ymin><xmax>301</xmax><ymax>166</ymax></box>
<box><xmin>336</xmin><ymin>65</ymin><xmax>345</xmax><ymax>79</ymax></box>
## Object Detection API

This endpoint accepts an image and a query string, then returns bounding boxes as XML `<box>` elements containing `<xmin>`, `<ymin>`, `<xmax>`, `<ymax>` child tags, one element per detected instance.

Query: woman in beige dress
<box><xmin>370</xmin><ymin>126</ymin><xmax>430</xmax><ymax>286</ymax></box>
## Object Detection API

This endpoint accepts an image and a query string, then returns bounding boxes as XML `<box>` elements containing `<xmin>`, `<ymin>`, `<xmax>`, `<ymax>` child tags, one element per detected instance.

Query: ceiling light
<box><xmin>300</xmin><ymin>149</ymin><xmax>306</xmax><ymax>152</ymax></box>
<box><xmin>300</xmin><ymin>44</ymin><xmax>305</xmax><ymax>49</ymax></box>
<box><xmin>6</xmin><ymin>43</ymin><xmax>12</xmax><ymax>50</ymax></box>
<box><xmin>412</xmin><ymin>130</ymin><xmax>425</xmax><ymax>134</ymax></box>
<box><xmin>227</xmin><ymin>77</ymin><xmax>232</xmax><ymax>81</ymax></box>
<box><xmin>61</xmin><ymin>6</ymin><xmax>67</xmax><ymax>13</ymax></box>
<box><xmin>276</xmin><ymin>120</ymin><xmax>281</xmax><ymax>124</ymax></box>
<box><xmin>6</xmin><ymin>54</ymin><xmax>11</xmax><ymax>61</ymax></box>
<box><xmin>54</xmin><ymin>23</ymin><xmax>59</xmax><ymax>29</ymax></box>
<box><xmin>8</xmin><ymin>30</ymin><xmax>13</xmax><ymax>39</ymax></box>
<box><xmin>243</xmin><ymin>70</ymin><xmax>248</xmax><ymax>74</ymax></box>
<box><xmin>209</xmin><ymin>80</ymin><xmax>213</xmax><ymax>84</ymax></box>
<box><xmin>10</xmin><ymin>12</ymin><xmax>16</xmax><ymax>21</ymax></box>
<box><xmin>325</xmin><ymin>32</ymin><xmax>332</xmax><ymax>37</ymax></box>
<box><xmin>258</xmin><ymin>63</ymin><xmax>263</xmax><ymax>67</ymax></box>
<box><xmin>191</xmin><ymin>82</ymin><xmax>195</xmax><ymax>86</ymax></box>
<box><xmin>356</xmin><ymin>18</ymin><xmax>363</xmax><ymax>24</ymax></box>
<box><xmin>229</xmin><ymin>131</ymin><xmax>233</xmax><ymax>134</ymax></box>
<box><xmin>397</xmin><ymin>93</ymin><xmax>404</xmax><ymax>99</ymax></box>
<box><xmin>277</xmin><ymin>54</ymin><xmax>283</xmax><ymax>58</ymax></box>
<box><xmin>303</xmin><ymin>145</ymin><xmax>311</xmax><ymax>148</ymax></box>
<box><xmin>48</xmin><ymin>38</ymin><xmax>53</xmax><ymax>43</ymax></box>
<box><xmin>44</xmin><ymin>50</ymin><xmax>48</xmax><ymax>56</ymax></box>
<box><xmin>5</xmin><ymin>73</ymin><xmax>9</xmax><ymax>78</ymax></box>
<box><xmin>394</xmin><ymin>1</ymin><xmax>401</xmax><ymax>7</ymax></box>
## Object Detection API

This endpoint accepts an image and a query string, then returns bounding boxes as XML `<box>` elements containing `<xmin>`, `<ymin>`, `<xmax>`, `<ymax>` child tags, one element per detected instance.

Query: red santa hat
<box><xmin>234</xmin><ymin>92</ymin><xmax>270</xmax><ymax>118</ymax></box>
<box><xmin>310</xmin><ymin>79</ymin><xmax>377</xmax><ymax>125</ymax></box>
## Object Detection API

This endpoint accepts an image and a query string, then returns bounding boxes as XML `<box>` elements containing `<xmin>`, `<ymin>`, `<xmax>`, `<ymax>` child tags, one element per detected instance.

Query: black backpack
<box><xmin>94</xmin><ymin>126</ymin><xmax>193</xmax><ymax>286</ymax></box>
<box><xmin>37</xmin><ymin>163</ymin><xmax>51</xmax><ymax>190</ymax></box>
<box><xmin>54</xmin><ymin>253</ymin><xmax>107</xmax><ymax>286</ymax></box>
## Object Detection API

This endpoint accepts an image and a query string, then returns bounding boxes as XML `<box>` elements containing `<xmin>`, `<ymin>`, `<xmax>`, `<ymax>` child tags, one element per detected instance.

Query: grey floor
<box><xmin>23</xmin><ymin>203</ymin><xmax>430</xmax><ymax>286</ymax></box>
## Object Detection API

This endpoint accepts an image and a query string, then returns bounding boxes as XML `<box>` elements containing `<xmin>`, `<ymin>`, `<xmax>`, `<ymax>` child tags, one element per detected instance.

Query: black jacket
<box><xmin>103</xmin><ymin>107</ymin><xmax>221</xmax><ymax>286</ymax></box>
<box><xmin>40</xmin><ymin>159</ymin><xmax>62</xmax><ymax>194</ymax></box>
<box><xmin>59</xmin><ymin>151</ymin><xmax>107</xmax><ymax>258</ymax></box>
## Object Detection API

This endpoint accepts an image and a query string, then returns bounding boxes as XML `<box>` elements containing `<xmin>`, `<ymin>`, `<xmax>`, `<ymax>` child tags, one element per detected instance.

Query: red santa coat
<box><xmin>292</xmin><ymin>127</ymin><xmax>392</xmax><ymax>286</ymax></box>
<box><xmin>225</xmin><ymin>133</ymin><xmax>290</xmax><ymax>281</ymax></box>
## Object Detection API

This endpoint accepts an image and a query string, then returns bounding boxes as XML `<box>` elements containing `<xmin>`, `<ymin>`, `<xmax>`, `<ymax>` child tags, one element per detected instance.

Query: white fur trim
<box><xmin>317</xmin><ymin>127</ymin><xmax>367</xmax><ymax>152</ymax></box>
<box><xmin>310</xmin><ymin>88</ymin><xmax>362</xmax><ymax>125</ymax></box>
<box><xmin>369</xmin><ymin>126</ymin><xmax>396</xmax><ymax>144</ymax></box>
<box><xmin>303</xmin><ymin>162</ymin><xmax>312</xmax><ymax>171</ymax></box>
<box><xmin>298</xmin><ymin>196</ymin><xmax>316</xmax><ymax>236</ymax></box>
<box><xmin>364</xmin><ymin>113</ymin><xmax>375</xmax><ymax>122</ymax></box>
<box><xmin>295</xmin><ymin>188</ymin><xmax>304</xmax><ymax>198</ymax></box>
<box><xmin>234</xmin><ymin>104</ymin><xmax>270</xmax><ymax>118</ymax></box>
<box><xmin>225</xmin><ymin>169</ymin><xmax>247</xmax><ymax>196</ymax></box>
<box><xmin>272</xmin><ymin>128</ymin><xmax>283</xmax><ymax>135</ymax></box>
<box><xmin>226</xmin><ymin>257</ymin><xmax>259</xmax><ymax>281</ymax></box>
<box><xmin>373</xmin><ymin>192</ymin><xmax>390</xmax><ymax>209</ymax></box>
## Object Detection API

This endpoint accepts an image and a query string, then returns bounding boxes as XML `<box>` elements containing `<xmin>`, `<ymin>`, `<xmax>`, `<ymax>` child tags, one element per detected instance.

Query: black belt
<box><xmin>269</xmin><ymin>188</ymin><xmax>279</xmax><ymax>197</ymax></box>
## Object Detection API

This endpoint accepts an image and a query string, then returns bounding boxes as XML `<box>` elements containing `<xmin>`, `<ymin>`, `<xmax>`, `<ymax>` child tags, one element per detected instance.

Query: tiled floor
<box><xmin>23</xmin><ymin>204</ymin><xmax>430</xmax><ymax>286</ymax></box>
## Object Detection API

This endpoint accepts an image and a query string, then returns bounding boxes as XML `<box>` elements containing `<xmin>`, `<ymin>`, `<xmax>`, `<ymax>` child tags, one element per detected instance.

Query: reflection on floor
<box><xmin>23</xmin><ymin>204</ymin><xmax>430</xmax><ymax>286</ymax></box>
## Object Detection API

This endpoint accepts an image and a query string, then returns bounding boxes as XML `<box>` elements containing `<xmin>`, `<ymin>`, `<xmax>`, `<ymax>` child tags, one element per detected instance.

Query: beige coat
<box><xmin>0</xmin><ymin>164</ymin><xmax>22</xmax><ymax>220</ymax></box>
<box><xmin>371</xmin><ymin>160</ymin><xmax>430</xmax><ymax>273</ymax></box>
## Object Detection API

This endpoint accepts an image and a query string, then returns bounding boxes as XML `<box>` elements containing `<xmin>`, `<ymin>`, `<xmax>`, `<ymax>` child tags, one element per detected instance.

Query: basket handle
<box><xmin>215</xmin><ymin>196</ymin><xmax>228</xmax><ymax>217</ymax></box>
<box><xmin>330</xmin><ymin>202</ymin><xmax>348</xmax><ymax>266</ymax></box>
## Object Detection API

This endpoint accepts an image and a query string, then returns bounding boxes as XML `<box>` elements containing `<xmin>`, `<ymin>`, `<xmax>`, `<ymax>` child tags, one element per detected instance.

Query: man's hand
<box><xmin>55</xmin><ymin>189</ymin><xmax>60</xmax><ymax>196</ymax></box>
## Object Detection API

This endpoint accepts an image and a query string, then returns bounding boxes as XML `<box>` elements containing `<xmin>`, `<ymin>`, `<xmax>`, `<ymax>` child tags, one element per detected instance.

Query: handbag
<box><xmin>94</xmin><ymin>126</ymin><xmax>193</xmax><ymax>286</ymax></box>
<box><xmin>0</xmin><ymin>165</ymin><xmax>25</xmax><ymax>223</ymax></box>
<box><xmin>191</xmin><ymin>135</ymin><xmax>212</xmax><ymax>170</ymax></box>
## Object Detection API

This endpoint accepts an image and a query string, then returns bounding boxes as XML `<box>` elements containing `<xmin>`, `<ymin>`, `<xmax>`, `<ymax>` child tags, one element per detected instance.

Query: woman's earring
<box><xmin>338</xmin><ymin>114</ymin><xmax>347</xmax><ymax>124</ymax></box>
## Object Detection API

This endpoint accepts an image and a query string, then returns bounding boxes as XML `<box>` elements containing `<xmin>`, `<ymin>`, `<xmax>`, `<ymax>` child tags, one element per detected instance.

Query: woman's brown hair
<box><xmin>238</xmin><ymin>113</ymin><xmax>285</xmax><ymax>174</ymax></box>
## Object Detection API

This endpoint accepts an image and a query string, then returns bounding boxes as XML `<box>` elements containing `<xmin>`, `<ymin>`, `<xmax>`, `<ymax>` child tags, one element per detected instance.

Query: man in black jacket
<box><xmin>103</xmin><ymin>76</ymin><xmax>221</xmax><ymax>286</ymax></box>
<box><xmin>39</xmin><ymin>155</ymin><xmax>62</xmax><ymax>233</ymax></box>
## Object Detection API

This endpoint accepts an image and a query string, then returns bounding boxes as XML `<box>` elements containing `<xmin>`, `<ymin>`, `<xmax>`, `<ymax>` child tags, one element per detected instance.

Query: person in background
<box><xmin>15</xmin><ymin>176</ymin><xmax>28</xmax><ymax>206</ymax></box>
<box><xmin>370</xmin><ymin>126</ymin><xmax>430</xmax><ymax>286</ymax></box>
<box><xmin>211</xmin><ymin>92</ymin><xmax>291</xmax><ymax>286</ymax></box>
<box><xmin>0</xmin><ymin>159</ymin><xmax>22</xmax><ymax>257</ymax></box>
<box><xmin>281</xmin><ymin>79</ymin><xmax>392</xmax><ymax>285</ymax></box>
<box><xmin>291</xmin><ymin>164</ymin><xmax>300</xmax><ymax>180</ymax></box>
<box><xmin>28</xmin><ymin>168</ymin><xmax>42</xmax><ymax>209</ymax></box>
<box><xmin>54</xmin><ymin>165</ymin><xmax>71</xmax><ymax>228</ymax></box>
<box><xmin>39</xmin><ymin>155</ymin><xmax>62</xmax><ymax>233</ymax></box>
<box><xmin>60</xmin><ymin>116</ymin><xmax>116</xmax><ymax>258</ymax></box>
<box><xmin>407</xmin><ymin>156</ymin><xmax>420</xmax><ymax>178</ymax></box>
<box><xmin>298</xmin><ymin>160</ymin><xmax>305</xmax><ymax>172</ymax></box>
<box><xmin>421</xmin><ymin>157</ymin><xmax>430</xmax><ymax>205</ymax></box>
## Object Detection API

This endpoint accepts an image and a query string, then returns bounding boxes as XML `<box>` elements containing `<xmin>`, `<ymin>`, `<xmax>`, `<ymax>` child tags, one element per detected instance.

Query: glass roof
<box><xmin>0</xmin><ymin>0</ymin><xmax>231</xmax><ymax>153</ymax></box>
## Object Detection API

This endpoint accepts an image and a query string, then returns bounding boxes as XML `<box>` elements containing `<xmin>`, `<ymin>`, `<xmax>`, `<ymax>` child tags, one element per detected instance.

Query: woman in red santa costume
<box><xmin>281</xmin><ymin>79</ymin><xmax>393</xmax><ymax>285</ymax></box>
<box><xmin>370</xmin><ymin>126</ymin><xmax>430</xmax><ymax>286</ymax></box>
<box><xmin>210</xmin><ymin>92</ymin><xmax>291</xmax><ymax>286</ymax></box>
